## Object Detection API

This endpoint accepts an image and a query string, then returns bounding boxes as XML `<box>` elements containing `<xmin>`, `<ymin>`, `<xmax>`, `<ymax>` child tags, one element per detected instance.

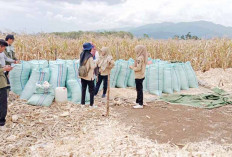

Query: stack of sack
<box><xmin>109</xmin><ymin>58</ymin><xmax>198</xmax><ymax>96</ymax></box>
<box><xmin>9</xmin><ymin>58</ymin><xmax>198</xmax><ymax>107</ymax></box>
<box><xmin>27</xmin><ymin>81</ymin><xmax>55</xmax><ymax>107</ymax></box>
<box><xmin>10</xmin><ymin>60</ymin><xmax>68</xmax><ymax>106</ymax></box>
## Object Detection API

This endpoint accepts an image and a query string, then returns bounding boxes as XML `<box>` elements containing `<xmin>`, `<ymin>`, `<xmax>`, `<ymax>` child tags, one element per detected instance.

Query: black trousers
<box><xmin>135</xmin><ymin>78</ymin><xmax>144</xmax><ymax>106</ymax></box>
<box><xmin>0</xmin><ymin>88</ymin><xmax>7</xmax><ymax>126</ymax></box>
<box><xmin>81</xmin><ymin>79</ymin><xmax>94</xmax><ymax>106</ymax></box>
<box><xmin>95</xmin><ymin>74</ymin><xmax>108</xmax><ymax>95</ymax></box>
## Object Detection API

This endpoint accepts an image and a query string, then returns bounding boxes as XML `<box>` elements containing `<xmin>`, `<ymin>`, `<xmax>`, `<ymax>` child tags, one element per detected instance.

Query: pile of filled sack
<box><xmin>9</xmin><ymin>58</ymin><xmax>198</xmax><ymax>107</ymax></box>
<box><xmin>111</xmin><ymin>58</ymin><xmax>198</xmax><ymax>95</ymax></box>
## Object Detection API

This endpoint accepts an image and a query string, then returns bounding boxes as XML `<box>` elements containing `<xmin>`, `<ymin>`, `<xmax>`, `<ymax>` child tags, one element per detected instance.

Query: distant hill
<box><xmin>112</xmin><ymin>21</ymin><xmax>232</xmax><ymax>39</ymax></box>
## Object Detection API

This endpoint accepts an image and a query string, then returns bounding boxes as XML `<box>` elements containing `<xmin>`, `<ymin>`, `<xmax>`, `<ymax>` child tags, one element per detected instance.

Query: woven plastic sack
<box><xmin>67</xmin><ymin>79</ymin><xmax>90</xmax><ymax>104</ymax></box>
<box><xmin>66</xmin><ymin>60</ymin><xmax>79</xmax><ymax>81</ymax></box>
<box><xmin>27</xmin><ymin>83</ymin><xmax>54</xmax><ymax>107</ymax></box>
<box><xmin>20</xmin><ymin>68</ymin><xmax>50</xmax><ymax>100</ymax></box>
<box><xmin>163</xmin><ymin>65</ymin><xmax>173</xmax><ymax>94</ymax></box>
<box><xmin>173</xmin><ymin>63</ymin><xmax>189</xmax><ymax>90</ymax></box>
<box><xmin>49</xmin><ymin>59</ymin><xmax>66</xmax><ymax>65</ymax></box>
<box><xmin>172</xmin><ymin>64</ymin><xmax>181</xmax><ymax>92</ymax></box>
<box><xmin>9</xmin><ymin>61</ymin><xmax>31</xmax><ymax>95</ymax></box>
<box><xmin>116</xmin><ymin>60</ymin><xmax>130</xmax><ymax>88</ymax></box>
<box><xmin>29</xmin><ymin>60</ymin><xmax>48</xmax><ymax>70</ymax></box>
<box><xmin>49</xmin><ymin>63</ymin><xmax>67</xmax><ymax>89</ymax></box>
<box><xmin>185</xmin><ymin>61</ymin><xmax>198</xmax><ymax>88</ymax></box>
<box><xmin>143</xmin><ymin>65</ymin><xmax>149</xmax><ymax>92</ymax></box>
<box><xmin>147</xmin><ymin>63</ymin><xmax>164</xmax><ymax>96</ymax></box>
<box><xmin>110</xmin><ymin>60</ymin><xmax>121</xmax><ymax>88</ymax></box>
<box><xmin>127</xmin><ymin>58</ymin><xmax>135</xmax><ymax>87</ymax></box>
<box><xmin>66</xmin><ymin>60</ymin><xmax>79</xmax><ymax>99</ymax></box>
<box><xmin>34</xmin><ymin>82</ymin><xmax>53</xmax><ymax>94</ymax></box>
<box><xmin>27</xmin><ymin>94</ymin><xmax>54</xmax><ymax>107</ymax></box>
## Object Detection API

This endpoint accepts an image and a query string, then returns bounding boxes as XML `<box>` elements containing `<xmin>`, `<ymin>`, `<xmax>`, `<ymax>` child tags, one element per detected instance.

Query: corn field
<box><xmin>1</xmin><ymin>34</ymin><xmax>232</xmax><ymax>71</ymax></box>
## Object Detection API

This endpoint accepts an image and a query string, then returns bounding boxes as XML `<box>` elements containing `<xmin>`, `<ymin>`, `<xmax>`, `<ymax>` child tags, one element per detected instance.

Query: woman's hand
<box><xmin>15</xmin><ymin>60</ymin><xmax>20</xmax><ymax>64</ymax></box>
<box><xmin>129</xmin><ymin>66</ymin><xmax>133</xmax><ymax>69</ymax></box>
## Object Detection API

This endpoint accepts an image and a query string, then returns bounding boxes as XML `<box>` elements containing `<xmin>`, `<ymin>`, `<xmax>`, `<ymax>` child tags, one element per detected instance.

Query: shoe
<box><xmin>0</xmin><ymin>125</ymin><xmax>6</xmax><ymax>131</ymax></box>
<box><xmin>0</xmin><ymin>123</ymin><xmax>5</xmax><ymax>126</ymax></box>
<box><xmin>81</xmin><ymin>105</ymin><xmax>86</xmax><ymax>108</ymax></box>
<box><xmin>0</xmin><ymin>121</ymin><xmax>5</xmax><ymax>126</ymax></box>
<box><xmin>133</xmin><ymin>102</ymin><xmax>139</xmax><ymax>105</ymax></box>
<box><xmin>89</xmin><ymin>105</ymin><xmax>98</xmax><ymax>108</ymax></box>
<box><xmin>133</xmin><ymin>105</ymin><xmax>143</xmax><ymax>109</ymax></box>
<box><xmin>102</xmin><ymin>94</ymin><xmax>106</xmax><ymax>98</ymax></box>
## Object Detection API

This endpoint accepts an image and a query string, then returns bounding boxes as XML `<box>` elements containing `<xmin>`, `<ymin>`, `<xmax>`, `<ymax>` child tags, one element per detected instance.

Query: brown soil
<box><xmin>112</xmin><ymin>101</ymin><xmax>232</xmax><ymax>145</ymax></box>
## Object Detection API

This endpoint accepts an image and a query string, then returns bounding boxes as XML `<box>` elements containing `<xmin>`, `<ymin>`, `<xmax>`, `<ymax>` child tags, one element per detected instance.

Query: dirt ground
<box><xmin>113</xmin><ymin>102</ymin><xmax>232</xmax><ymax>145</ymax></box>
<box><xmin>1</xmin><ymin>68</ymin><xmax>232</xmax><ymax>156</ymax></box>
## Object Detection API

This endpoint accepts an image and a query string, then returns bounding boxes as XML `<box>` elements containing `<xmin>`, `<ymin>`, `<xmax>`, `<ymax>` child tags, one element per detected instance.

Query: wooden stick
<box><xmin>106</xmin><ymin>73</ymin><xmax>110</xmax><ymax>116</ymax></box>
<box><xmin>116</xmin><ymin>42</ymin><xmax>119</xmax><ymax>60</ymax></box>
<box><xmin>55</xmin><ymin>48</ymin><xmax>57</xmax><ymax>60</ymax></box>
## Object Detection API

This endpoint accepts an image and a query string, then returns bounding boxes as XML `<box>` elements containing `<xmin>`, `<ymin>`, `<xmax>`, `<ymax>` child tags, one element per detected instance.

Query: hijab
<box><xmin>80</xmin><ymin>50</ymin><xmax>93</xmax><ymax>66</ymax></box>
<box><xmin>134</xmin><ymin>45</ymin><xmax>148</xmax><ymax>67</ymax></box>
<box><xmin>98</xmin><ymin>47</ymin><xmax>112</xmax><ymax>71</ymax></box>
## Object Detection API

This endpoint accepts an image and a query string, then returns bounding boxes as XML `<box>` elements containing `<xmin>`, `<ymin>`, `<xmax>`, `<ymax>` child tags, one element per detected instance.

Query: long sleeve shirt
<box><xmin>0</xmin><ymin>52</ymin><xmax>15</xmax><ymax>67</ymax></box>
<box><xmin>0</xmin><ymin>65</ymin><xmax>7</xmax><ymax>89</ymax></box>
<box><xmin>5</xmin><ymin>45</ymin><xmax>17</xmax><ymax>65</ymax></box>
<box><xmin>131</xmin><ymin>56</ymin><xmax>146</xmax><ymax>79</ymax></box>
<box><xmin>79</xmin><ymin>57</ymin><xmax>96</xmax><ymax>81</ymax></box>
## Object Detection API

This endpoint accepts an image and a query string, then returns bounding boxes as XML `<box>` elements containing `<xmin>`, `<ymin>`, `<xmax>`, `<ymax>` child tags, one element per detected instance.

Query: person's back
<box><xmin>79</xmin><ymin>43</ymin><xmax>96</xmax><ymax>107</ymax></box>
<box><xmin>79</xmin><ymin>54</ymin><xmax>95</xmax><ymax>81</ymax></box>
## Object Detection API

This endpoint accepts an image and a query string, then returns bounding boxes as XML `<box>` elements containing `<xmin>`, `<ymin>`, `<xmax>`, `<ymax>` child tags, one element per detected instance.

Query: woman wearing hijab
<box><xmin>79</xmin><ymin>43</ymin><xmax>96</xmax><ymax>108</ymax></box>
<box><xmin>129</xmin><ymin>45</ymin><xmax>148</xmax><ymax>109</ymax></box>
<box><xmin>95</xmin><ymin>47</ymin><xmax>114</xmax><ymax>98</ymax></box>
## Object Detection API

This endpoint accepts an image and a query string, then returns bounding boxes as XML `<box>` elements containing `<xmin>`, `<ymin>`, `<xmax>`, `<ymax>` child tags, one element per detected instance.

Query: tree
<box><xmin>185</xmin><ymin>32</ymin><xmax>192</xmax><ymax>40</ymax></box>
<box><xmin>181</xmin><ymin>35</ymin><xmax>185</xmax><ymax>40</ymax></box>
<box><xmin>143</xmin><ymin>34</ymin><xmax>149</xmax><ymax>38</ymax></box>
<box><xmin>192</xmin><ymin>35</ymin><xmax>199</xmax><ymax>40</ymax></box>
<box><xmin>173</xmin><ymin>35</ymin><xmax>179</xmax><ymax>40</ymax></box>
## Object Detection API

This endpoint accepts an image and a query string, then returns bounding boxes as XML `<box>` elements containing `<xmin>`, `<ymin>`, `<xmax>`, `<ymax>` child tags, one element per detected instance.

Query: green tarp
<box><xmin>160</xmin><ymin>88</ymin><xmax>232</xmax><ymax>109</ymax></box>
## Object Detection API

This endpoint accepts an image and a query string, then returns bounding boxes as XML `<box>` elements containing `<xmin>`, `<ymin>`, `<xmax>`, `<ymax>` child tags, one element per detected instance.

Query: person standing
<box><xmin>79</xmin><ymin>43</ymin><xmax>96</xmax><ymax>108</ymax></box>
<box><xmin>129</xmin><ymin>45</ymin><xmax>148</xmax><ymax>109</ymax></box>
<box><xmin>91</xmin><ymin>44</ymin><xmax>100</xmax><ymax>82</ymax></box>
<box><xmin>0</xmin><ymin>39</ymin><xmax>13</xmax><ymax>126</ymax></box>
<box><xmin>91</xmin><ymin>44</ymin><xmax>99</xmax><ymax>62</ymax></box>
<box><xmin>0</xmin><ymin>39</ymin><xmax>16</xmax><ymax>88</ymax></box>
<box><xmin>5</xmin><ymin>34</ymin><xmax>17</xmax><ymax>66</ymax></box>
<box><xmin>95</xmin><ymin>47</ymin><xmax>114</xmax><ymax>98</ymax></box>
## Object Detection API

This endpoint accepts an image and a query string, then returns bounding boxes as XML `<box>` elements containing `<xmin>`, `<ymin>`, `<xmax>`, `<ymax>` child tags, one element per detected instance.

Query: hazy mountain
<box><xmin>113</xmin><ymin>21</ymin><xmax>232</xmax><ymax>39</ymax></box>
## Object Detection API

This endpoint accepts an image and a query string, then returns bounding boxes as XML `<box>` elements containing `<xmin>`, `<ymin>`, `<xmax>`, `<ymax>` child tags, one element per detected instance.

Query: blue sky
<box><xmin>0</xmin><ymin>0</ymin><xmax>231</xmax><ymax>33</ymax></box>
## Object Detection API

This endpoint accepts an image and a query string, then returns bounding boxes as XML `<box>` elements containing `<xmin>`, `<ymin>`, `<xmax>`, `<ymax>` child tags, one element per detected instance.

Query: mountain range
<box><xmin>110</xmin><ymin>21</ymin><xmax>232</xmax><ymax>39</ymax></box>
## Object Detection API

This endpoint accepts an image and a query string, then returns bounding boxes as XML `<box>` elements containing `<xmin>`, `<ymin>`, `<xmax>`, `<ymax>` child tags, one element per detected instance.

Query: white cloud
<box><xmin>0</xmin><ymin>0</ymin><xmax>231</xmax><ymax>33</ymax></box>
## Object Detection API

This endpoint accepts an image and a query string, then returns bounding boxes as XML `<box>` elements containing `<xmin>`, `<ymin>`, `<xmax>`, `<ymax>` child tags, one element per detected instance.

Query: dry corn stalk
<box><xmin>1</xmin><ymin>34</ymin><xmax>232</xmax><ymax>71</ymax></box>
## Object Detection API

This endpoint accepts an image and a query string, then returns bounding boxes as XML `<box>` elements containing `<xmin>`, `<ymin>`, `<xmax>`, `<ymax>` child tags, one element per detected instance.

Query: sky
<box><xmin>0</xmin><ymin>0</ymin><xmax>232</xmax><ymax>33</ymax></box>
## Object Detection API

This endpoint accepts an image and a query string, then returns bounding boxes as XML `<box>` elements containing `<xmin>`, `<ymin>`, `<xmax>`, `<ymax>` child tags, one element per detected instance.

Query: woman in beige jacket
<box><xmin>129</xmin><ymin>45</ymin><xmax>148</xmax><ymax>109</ymax></box>
<box><xmin>95</xmin><ymin>47</ymin><xmax>115</xmax><ymax>98</ymax></box>
<box><xmin>79</xmin><ymin>43</ymin><xmax>96</xmax><ymax>107</ymax></box>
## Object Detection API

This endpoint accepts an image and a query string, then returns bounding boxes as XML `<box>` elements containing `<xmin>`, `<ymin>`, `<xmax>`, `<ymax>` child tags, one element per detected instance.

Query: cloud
<box><xmin>0</xmin><ymin>0</ymin><xmax>231</xmax><ymax>33</ymax></box>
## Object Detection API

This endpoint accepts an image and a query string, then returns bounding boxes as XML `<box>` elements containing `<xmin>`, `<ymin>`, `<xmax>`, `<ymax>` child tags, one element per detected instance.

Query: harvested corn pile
<box><xmin>196</xmin><ymin>68</ymin><xmax>232</xmax><ymax>94</ymax></box>
<box><xmin>1</xmin><ymin>92</ymin><xmax>232</xmax><ymax>156</ymax></box>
